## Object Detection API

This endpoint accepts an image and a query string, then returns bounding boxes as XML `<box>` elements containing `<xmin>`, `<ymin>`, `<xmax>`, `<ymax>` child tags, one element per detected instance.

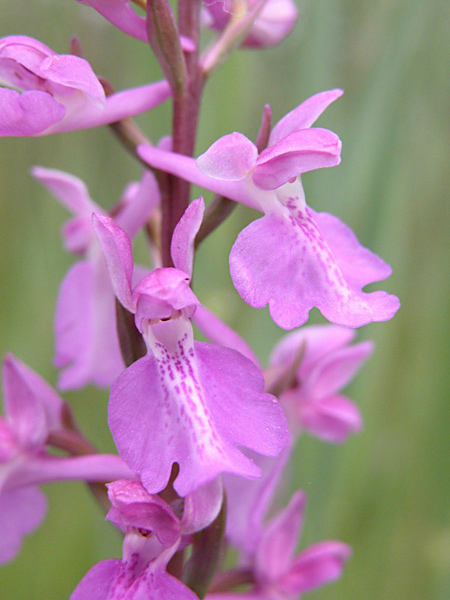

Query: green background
<box><xmin>1</xmin><ymin>0</ymin><xmax>449</xmax><ymax>597</ymax></box>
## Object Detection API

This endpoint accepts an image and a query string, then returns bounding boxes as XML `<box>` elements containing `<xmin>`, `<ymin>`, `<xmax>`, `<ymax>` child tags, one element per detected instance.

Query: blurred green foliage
<box><xmin>1</xmin><ymin>0</ymin><xmax>449</xmax><ymax>598</ymax></box>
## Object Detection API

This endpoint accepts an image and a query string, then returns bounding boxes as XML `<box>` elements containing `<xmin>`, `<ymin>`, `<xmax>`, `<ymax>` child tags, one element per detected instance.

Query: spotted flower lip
<box><xmin>137</xmin><ymin>89</ymin><xmax>400</xmax><ymax>330</ymax></box>
<box><xmin>94</xmin><ymin>201</ymin><xmax>289</xmax><ymax>497</ymax></box>
<box><xmin>0</xmin><ymin>35</ymin><xmax>171</xmax><ymax>136</ymax></box>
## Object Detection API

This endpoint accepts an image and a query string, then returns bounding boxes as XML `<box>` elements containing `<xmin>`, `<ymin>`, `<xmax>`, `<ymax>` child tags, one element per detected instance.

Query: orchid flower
<box><xmin>0</xmin><ymin>35</ymin><xmax>170</xmax><ymax>137</ymax></box>
<box><xmin>0</xmin><ymin>355</ymin><xmax>134</xmax><ymax>563</ymax></box>
<box><xmin>138</xmin><ymin>90</ymin><xmax>400</xmax><ymax>330</ymax></box>
<box><xmin>209</xmin><ymin>491</ymin><xmax>351</xmax><ymax>599</ymax></box>
<box><xmin>224</xmin><ymin>327</ymin><xmax>370</xmax><ymax>559</ymax></box>
<box><xmin>203</xmin><ymin>0</ymin><xmax>298</xmax><ymax>49</ymax></box>
<box><xmin>270</xmin><ymin>325</ymin><xmax>372</xmax><ymax>443</ymax></box>
<box><xmin>94</xmin><ymin>198</ymin><xmax>289</xmax><ymax>497</ymax></box>
<box><xmin>32</xmin><ymin>167</ymin><xmax>159</xmax><ymax>390</ymax></box>
<box><xmin>72</xmin><ymin>479</ymin><xmax>206</xmax><ymax>599</ymax></box>
<box><xmin>222</xmin><ymin>326</ymin><xmax>371</xmax><ymax>558</ymax></box>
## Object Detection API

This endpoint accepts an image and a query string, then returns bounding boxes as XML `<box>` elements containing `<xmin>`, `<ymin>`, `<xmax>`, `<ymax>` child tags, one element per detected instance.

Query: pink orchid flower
<box><xmin>94</xmin><ymin>198</ymin><xmax>289</xmax><ymax>497</ymax></box>
<box><xmin>270</xmin><ymin>325</ymin><xmax>372</xmax><ymax>443</ymax></box>
<box><xmin>203</xmin><ymin>0</ymin><xmax>298</xmax><ymax>49</ymax></box>
<box><xmin>138</xmin><ymin>90</ymin><xmax>400</xmax><ymax>330</ymax></box>
<box><xmin>72</xmin><ymin>479</ymin><xmax>207</xmax><ymax>599</ymax></box>
<box><xmin>209</xmin><ymin>491</ymin><xmax>351</xmax><ymax>600</ymax></box>
<box><xmin>0</xmin><ymin>355</ymin><xmax>133</xmax><ymax>563</ymax></box>
<box><xmin>0</xmin><ymin>35</ymin><xmax>170</xmax><ymax>137</ymax></box>
<box><xmin>224</xmin><ymin>326</ymin><xmax>370</xmax><ymax>560</ymax></box>
<box><xmin>32</xmin><ymin>167</ymin><xmax>159</xmax><ymax>390</ymax></box>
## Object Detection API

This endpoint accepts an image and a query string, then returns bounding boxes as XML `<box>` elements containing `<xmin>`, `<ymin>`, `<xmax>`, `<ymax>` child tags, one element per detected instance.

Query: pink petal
<box><xmin>133</xmin><ymin>268</ymin><xmax>199</xmax><ymax>326</ymax></box>
<box><xmin>270</xmin><ymin>325</ymin><xmax>355</xmax><ymax>380</ymax></box>
<box><xmin>55</xmin><ymin>81</ymin><xmax>171</xmax><ymax>133</ymax></box>
<box><xmin>269</xmin><ymin>89</ymin><xmax>344</xmax><ymax>145</ymax></box>
<box><xmin>0</xmin><ymin>89</ymin><xmax>65</xmax><ymax>137</ymax></box>
<box><xmin>76</xmin><ymin>0</ymin><xmax>195</xmax><ymax>52</ymax></box>
<box><xmin>93</xmin><ymin>215</ymin><xmax>134</xmax><ymax>312</ymax></box>
<box><xmin>4</xmin><ymin>354</ymin><xmax>63</xmax><ymax>434</ymax></box>
<box><xmin>0</xmin><ymin>417</ymin><xmax>16</xmax><ymax>462</ymax></box>
<box><xmin>203</xmin><ymin>0</ymin><xmax>297</xmax><ymax>50</ymax></box>
<box><xmin>76</xmin><ymin>0</ymin><xmax>149</xmax><ymax>42</ymax></box>
<box><xmin>10</xmin><ymin>454</ymin><xmax>135</xmax><ymax>489</ymax></box>
<box><xmin>306</xmin><ymin>340</ymin><xmax>373</xmax><ymax>398</ymax></box>
<box><xmin>224</xmin><ymin>446</ymin><xmax>290</xmax><ymax>556</ymax></box>
<box><xmin>252</xmin><ymin>128</ymin><xmax>342</xmax><ymax>190</ymax></box>
<box><xmin>115</xmin><ymin>171</ymin><xmax>161</xmax><ymax>241</ymax></box>
<box><xmin>255</xmin><ymin>490</ymin><xmax>306</xmax><ymax>583</ymax></box>
<box><xmin>138</xmin><ymin>146</ymin><xmax>260</xmax><ymax>210</ymax></box>
<box><xmin>31</xmin><ymin>166</ymin><xmax>100</xmax><ymax>217</ymax></box>
<box><xmin>0</xmin><ymin>35</ymin><xmax>54</xmax><ymax>66</ymax></box>
<box><xmin>39</xmin><ymin>54</ymin><xmax>105</xmax><ymax>103</ymax></box>
<box><xmin>196</xmin><ymin>133</ymin><xmax>258</xmax><ymax>181</ymax></box>
<box><xmin>54</xmin><ymin>259</ymin><xmax>125</xmax><ymax>390</ymax></box>
<box><xmin>31</xmin><ymin>166</ymin><xmax>102</xmax><ymax>253</ymax></box>
<box><xmin>230</xmin><ymin>209</ymin><xmax>400</xmax><ymax>330</ymax></box>
<box><xmin>280</xmin><ymin>540</ymin><xmax>351</xmax><ymax>594</ymax></box>
<box><xmin>288</xmin><ymin>391</ymin><xmax>362</xmax><ymax>443</ymax></box>
<box><xmin>106</xmin><ymin>480</ymin><xmax>180</xmax><ymax>546</ymax></box>
<box><xmin>181</xmin><ymin>477</ymin><xmax>224</xmax><ymax>534</ymax></box>
<box><xmin>242</xmin><ymin>0</ymin><xmax>298</xmax><ymax>49</ymax></box>
<box><xmin>193</xmin><ymin>305</ymin><xmax>261</xmax><ymax>368</ymax></box>
<box><xmin>171</xmin><ymin>198</ymin><xmax>205</xmax><ymax>276</ymax></box>
<box><xmin>0</xmin><ymin>37</ymin><xmax>53</xmax><ymax>92</ymax></box>
<box><xmin>3</xmin><ymin>355</ymin><xmax>50</xmax><ymax>448</ymax></box>
<box><xmin>0</xmin><ymin>486</ymin><xmax>47</xmax><ymax>564</ymax></box>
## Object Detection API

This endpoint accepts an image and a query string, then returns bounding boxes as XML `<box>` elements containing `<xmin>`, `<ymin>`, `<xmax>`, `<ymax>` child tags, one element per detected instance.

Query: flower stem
<box><xmin>183</xmin><ymin>493</ymin><xmax>227</xmax><ymax>598</ymax></box>
<box><xmin>195</xmin><ymin>194</ymin><xmax>237</xmax><ymax>248</ymax></box>
<box><xmin>161</xmin><ymin>0</ymin><xmax>203</xmax><ymax>267</ymax></box>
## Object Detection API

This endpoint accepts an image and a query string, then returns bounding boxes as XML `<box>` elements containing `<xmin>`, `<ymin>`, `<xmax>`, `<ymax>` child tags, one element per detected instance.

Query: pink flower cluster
<box><xmin>1</xmin><ymin>1</ymin><xmax>399</xmax><ymax>598</ymax></box>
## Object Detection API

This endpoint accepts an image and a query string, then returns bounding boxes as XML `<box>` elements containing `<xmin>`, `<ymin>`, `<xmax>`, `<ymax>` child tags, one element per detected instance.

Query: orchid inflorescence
<box><xmin>0</xmin><ymin>1</ymin><xmax>400</xmax><ymax>598</ymax></box>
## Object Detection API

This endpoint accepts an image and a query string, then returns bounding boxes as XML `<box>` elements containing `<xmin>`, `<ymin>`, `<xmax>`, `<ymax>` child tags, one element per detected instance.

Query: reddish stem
<box><xmin>161</xmin><ymin>0</ymin><xmax>204</xmax><ymax>267</ymax></box>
